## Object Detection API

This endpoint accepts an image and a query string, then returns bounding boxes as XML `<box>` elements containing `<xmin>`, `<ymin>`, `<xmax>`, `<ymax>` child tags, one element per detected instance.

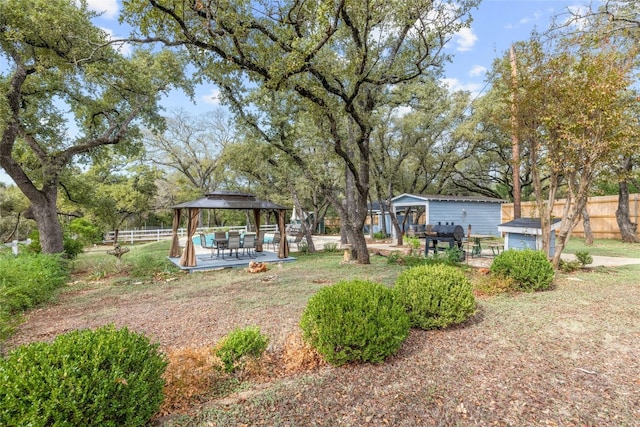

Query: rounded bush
<box><xmin>300</xmin><ymin>279</ymin><xmax>410</xmax><ymax>366</ymax></box>
<box><xmin>214</xmin><ymin>326</ymin><xmax>269</xmax><ymax>373</ymax></box>
<box><xmin>490</xmin><ymin>248</ymin><xmax>555</xmax><ymax>292</ymax></box>
<box><xmin>394</xmin><ymin>264</ymin><xmax>476</xmax><ymax>330</ymax></box>
<box><xmin>0</xmin><ymin>325</ymin><xmax>167</xmax><ymax>427</ymax></box>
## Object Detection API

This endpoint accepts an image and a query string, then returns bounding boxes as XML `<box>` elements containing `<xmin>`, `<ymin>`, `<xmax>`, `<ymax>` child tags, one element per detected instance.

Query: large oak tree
<box><xmin>0</xmin><ymin>0</ymin><xmax>186</xmax><ymax>253</ymax></box>
<box><xmin>122</xmin><ymin>0</ymin><xmax>479</xmax><ymax>263</ymax></box>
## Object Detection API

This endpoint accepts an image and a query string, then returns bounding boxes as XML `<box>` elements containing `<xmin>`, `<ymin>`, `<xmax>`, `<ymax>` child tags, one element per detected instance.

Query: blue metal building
<box><xmin>385</xmin><ymin>193</ymin><xmax>505</xmax><ymax>238</ymax></box>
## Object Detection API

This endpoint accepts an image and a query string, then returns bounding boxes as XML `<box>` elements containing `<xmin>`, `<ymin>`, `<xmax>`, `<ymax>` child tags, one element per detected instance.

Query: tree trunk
<box><xmin>383</xmin><ymin>200</ymin><xmax>403</xmax><ymax>247</ymax></box>
<box><xmin>24</xmin><ymin>193</ymin><xmax>64</xmax><ymax>253</ymax></box>
<box><xmin>616</xmin><ymin>179</ymin><xmax>640</xmax><ymax>243</ymax></box>
<box><xmin>582</xmin><ymin>207</ymin><xmax>594</xmax><ymax>246</ymax></box>
<box><xmin>291</xmin><ymin>187</ymin><xmax>316</xmax><ymax>252</ymax></box>
<box><xmin>379</xmin><ymin>203</ymin><xmax>388</xmax><ymax>238</ymax></box>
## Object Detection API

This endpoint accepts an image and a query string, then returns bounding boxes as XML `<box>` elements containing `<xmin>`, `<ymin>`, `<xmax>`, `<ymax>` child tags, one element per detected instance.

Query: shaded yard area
<box><xmin>5</xmin><ymin>248</ymin><xmax>640</xmax><ymax>426</ymax></box>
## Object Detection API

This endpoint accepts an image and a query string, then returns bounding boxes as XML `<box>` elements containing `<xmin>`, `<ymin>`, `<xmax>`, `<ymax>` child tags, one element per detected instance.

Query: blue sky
<box><xmin>85</xmin><ymin>0</ymin><xmax>597</xmax><ymax>110</ymax></box>
<box><xmin>0</xmin><ymin>0</ymin><xmax>596</xmax><ymax>185</ymax></box>
<box><xmin>443</xmin><ymin>0</ymin><xmax>596</xmax><ymax>97</ymax></box>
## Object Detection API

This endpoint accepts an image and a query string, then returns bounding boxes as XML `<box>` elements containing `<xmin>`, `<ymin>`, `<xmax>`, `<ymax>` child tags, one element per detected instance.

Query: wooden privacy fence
<box><xmin>502</xmin><ymin>194</ymin><xmax>640</xmax><ymax>240</ymax></box>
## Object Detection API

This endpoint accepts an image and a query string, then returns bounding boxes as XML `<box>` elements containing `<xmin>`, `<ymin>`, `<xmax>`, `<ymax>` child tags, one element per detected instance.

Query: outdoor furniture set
<box><xmin>199</xmin><ymin>230</ymin><xmax>264</xmax><ymax>259</ymax></box>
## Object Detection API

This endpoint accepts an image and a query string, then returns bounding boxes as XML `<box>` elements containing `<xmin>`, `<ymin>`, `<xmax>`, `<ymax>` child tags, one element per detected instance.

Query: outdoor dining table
<box><xmin>467</xmin><ymin>234</ymin><xmax>495</xmax><ymax>257</ymax></box>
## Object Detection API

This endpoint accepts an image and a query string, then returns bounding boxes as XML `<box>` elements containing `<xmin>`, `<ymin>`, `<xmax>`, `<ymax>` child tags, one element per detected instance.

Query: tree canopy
<box><xmin>0</xmin><ymin>0</ymin><xmax>187</xmax><ymax>252</ymax></box>
<box><xmin>122</xmin><ymin>0</ymin><xmax>480</xmax><ymax>262</ymax></box>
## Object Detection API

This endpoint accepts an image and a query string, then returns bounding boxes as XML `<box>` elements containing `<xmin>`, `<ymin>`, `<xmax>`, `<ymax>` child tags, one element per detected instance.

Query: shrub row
<box><xmin>300</xmin><ymin>264</ymin><xmax>477</xmax><ymax>366</ymax></box>
<box><xmin>302</xmin><ymin>249</ymin><xmax>556</xmax><ymax>367</ymax></box>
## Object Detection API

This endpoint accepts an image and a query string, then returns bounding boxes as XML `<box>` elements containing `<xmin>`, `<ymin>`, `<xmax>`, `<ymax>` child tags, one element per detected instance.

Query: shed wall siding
<box><xmin>428</xmin><ymin>201</ymin><xmax>502</xmax><ymax>236</ymax></box>
<box><xmin>505</xmin><ymin>231</ymin><xmax>556</xmax><ymax>256</ymax></box>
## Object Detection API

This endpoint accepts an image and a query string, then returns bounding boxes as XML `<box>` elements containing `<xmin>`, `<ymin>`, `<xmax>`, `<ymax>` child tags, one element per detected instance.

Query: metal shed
<box><xmin>389</xmin><ymin>193</ymin><xmax>505</xmax><ymax>238</ymax></box>
<box><xmin>498</xmin><ymin>217</ymin><xmax>561</xmax><ymax>256</ymax></box>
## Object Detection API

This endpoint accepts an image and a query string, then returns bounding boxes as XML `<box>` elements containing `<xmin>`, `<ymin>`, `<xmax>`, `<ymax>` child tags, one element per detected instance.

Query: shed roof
<box><xmin>172</xmin><ymin>191</ymin><xmax>287</xmax><ymax>210</ymax></box>
<box><xmin>499</xmin><ymin>217</ymin><xmax>561</xmax><ymax>229</ymax></box>
<box><xmin>392</xmin><ymin>193</ymin><xmax>505</xmax><ymax>204</ymax></box>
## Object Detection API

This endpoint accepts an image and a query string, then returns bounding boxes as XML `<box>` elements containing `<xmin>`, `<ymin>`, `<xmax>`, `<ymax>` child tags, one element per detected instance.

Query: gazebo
<box><xmin>169</xmin><ymin>191</ymin><xmax>289</xmax><ymax>267</ymax></box>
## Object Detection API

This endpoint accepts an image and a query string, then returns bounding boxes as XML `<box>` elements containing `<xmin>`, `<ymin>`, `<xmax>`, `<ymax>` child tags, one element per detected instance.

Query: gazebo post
<box><xmin>179</xmin><ymin>207</ymin><xmax>199</xmax><ymax>267</ymax></box>
<box><xmin>253</xmin><ymin>208</ymin><xmax>262</xmax><ymax>252</ymax></box>
<box><xmin>278</xmin><ymin>209</ymin><xmax>289</xmax><ymax>258</ymax></box>
<box><xmin>169</xmin><ymin>208</ymin><xmax>182</xmax><ymax>258</ymax></box>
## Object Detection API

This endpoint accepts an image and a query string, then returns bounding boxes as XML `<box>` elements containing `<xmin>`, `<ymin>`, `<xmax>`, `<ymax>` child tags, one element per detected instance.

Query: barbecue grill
<box><xmin>425</xmin><ymin>222</ymin><xmax>465</xmax><ymax>256</ymax></box>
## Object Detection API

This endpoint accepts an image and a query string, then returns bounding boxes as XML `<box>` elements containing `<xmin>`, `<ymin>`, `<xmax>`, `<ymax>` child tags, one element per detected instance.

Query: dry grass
<box><xmin>161</xmin><ymin>347</ymin><xmax>220</xmax><ymax>416</ymax></box>
<box><xmin>5</xmin><ymin>244</ymin><xmax>640</xmax><ymax>426</ymax></box>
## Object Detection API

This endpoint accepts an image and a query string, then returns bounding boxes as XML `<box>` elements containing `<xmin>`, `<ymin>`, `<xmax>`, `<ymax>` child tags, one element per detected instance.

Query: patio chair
<box><xmin>213</xmin><ymin>231</ymin><xmax>228</xmax><ymax>259</ymax></box>
<box><xmin>269</xmin><ymin>232</ymin><xmax>281</xmax><ymax>251</ymax></box>
<box><xmin>199</xmin><ymin>233</ymin><xmax>216</xmax><ymax>258</ymax></box>
<box><xmin>242</xmin><ymin>233</ymin><xmax>256</xmax><ymax>258</ymax></box>
<box><xmin>227</xmin><ymin>234</ymin><xmax>241</xmax><ymax>258</ymax></box>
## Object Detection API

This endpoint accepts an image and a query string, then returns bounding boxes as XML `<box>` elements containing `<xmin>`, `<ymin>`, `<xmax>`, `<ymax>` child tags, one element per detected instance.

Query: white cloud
<box><xmin>454</xmin><ymin>27</ymin><xmax>478</xmax><ymax>52</ymax></box>
<box><xmin>85</xmin><ymin>0</ymin><xmax>119</xmax><ymax>19</ymax></box>
<box><xmin>440</xmin><ymin>77</ymin><xmax>483</xmax><ymax>97</ymax></box>
<box><xmin>504</xmin><ymin>10</ymin><xmax>542</xmax><ymax>30</ymax></box>
<box><xmin>519</xmin><ymin>11</ymin><xmax>541</xmax><ymax>25</ymax></box>
<box><xmin>201</xmin><ymin>89</ymin><xmax>221</xmax><ymax>105</ymax></box>
<box><xmin>469</xmin><ymin>65</ymin><xmax>487</xmax><ymax>77</ymax></box>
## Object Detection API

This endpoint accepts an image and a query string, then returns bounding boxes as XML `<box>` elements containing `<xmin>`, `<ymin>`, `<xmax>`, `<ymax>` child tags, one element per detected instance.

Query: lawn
<box><xmin>4</xmin><ymin>239</ymin><xmax>640</xmax><ymax>426</ymax></box>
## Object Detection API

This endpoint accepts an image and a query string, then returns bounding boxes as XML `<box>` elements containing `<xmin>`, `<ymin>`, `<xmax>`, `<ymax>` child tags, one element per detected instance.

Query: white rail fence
<box><xmin>103</xmin><ymin>224</ymin><xmax>280</xmax><ymax>244</ymax></box>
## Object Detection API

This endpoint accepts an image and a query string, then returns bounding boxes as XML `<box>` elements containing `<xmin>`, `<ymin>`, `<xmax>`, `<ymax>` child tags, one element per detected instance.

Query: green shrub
<box><xmin>0</xmin><ymin>252</ymin><xmax>68</xmax><ymax>344</ymax></box>
<box><xmin>559</xmin><ymin>259</ymin><xmax>582</xmax><ymax>273</ymax></box>
<box><xmin>490</xmin><ymin>249</ymin><xmax>555</xmax><ymax>292</ymax></box>
<box><xmin>575</xmin><ymin>250</ymin><xmax>593</xmax><ymax>266</ymax></box>
<box><xmin>394</xmin><ymin>264</ymin><xmax>476</xmax><ymax>330</ymax></box>
<box><xmin>300</xmin><ymin>279</ymin><xmax>410</xmax><ymax>366</ymax></box>
<box><xmin>372</xmin><ymin>231</ymin><xmax>387</xmax><ymax>240</ymax></box>
<box><xmin>214</xmin><ymin>326</ymin><xmax>269</xmax><ymax>373</ymax></box>
<box><xmin>129</xmin><ymin>253</ymin><xmax>174</xmax><ymax>278</ymax></box>
<box><xmin>297</xmin><ymin>239</ymin><xmax>310</xmax><ymax>254</ymax></box>
<box><xmin>387</xmin><ymin>249</ymin><xmax>463</xmax><ymax>267</ymax></box>
<box><xmin>68</xmin><ymin>218</ymin><xmax>103</xmax><ymax>245</ymax></box>
<box><xmin>63</xmin><ymin>236</ymin><xmax>84</xmax><ymax>259</ymax></box>
<box><xmin>405</xmin><ymin>236</ymin><xmax>421</xmax><ymax>254</ymax></box>
<box><xmin>386</xmin><ymin>251</ymin><xmax>427</xmax><ymax>267</ymax></box>
<box><xmin>27</xmin><ymin>230</ymin><xmax>84</xmax><ymax>259</ymax></box>
<box><xmin>322</xmin><ymin>242</ymin><xmax>339</xmax><ymax>252</ymax></box>
<box><xmin>0</xmin><ymin>325</ymin><xmax>167</xmax><ymax>426</ymax></box>
<box><xmin>0</xmin><ymin>252</ymin><xmax>68</xmax><ymax>314</ymax></box>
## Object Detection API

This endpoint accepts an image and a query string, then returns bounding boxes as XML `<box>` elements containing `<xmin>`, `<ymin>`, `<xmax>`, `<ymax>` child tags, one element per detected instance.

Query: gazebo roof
<box><xmin>172</xmin><ymin>191</ymin><xmax>287</xmax><ymax>210</ymax></box>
